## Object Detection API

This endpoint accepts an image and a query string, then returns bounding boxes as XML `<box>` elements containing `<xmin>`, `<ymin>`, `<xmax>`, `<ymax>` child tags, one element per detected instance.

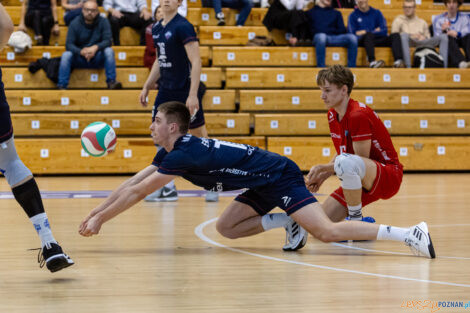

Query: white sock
<box><xmin>261</xmin><ymin>213</ymin><xmax>290</xmax><ymax>231</ymax></box>
<box><xmin>165</xmin><ymin>180</ymin><xmax>175</xmax><ymax>189</ymax></box>
<box><xmin>30</xmin><ymin>213</ymin><xmax>57</xmax><ymax>247</ymax></box>
<box><xmin>377</xmin><ymin>225</ymin><xmax>410</xmax><ymax>242</ymax></box>
<box><xmin>348</xmin><ymin>203</ymin><xmax>363</xmax><ymax>220</ymax></box>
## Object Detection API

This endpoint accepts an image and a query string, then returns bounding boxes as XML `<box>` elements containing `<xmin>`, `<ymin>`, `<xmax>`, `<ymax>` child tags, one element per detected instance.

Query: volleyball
<box><xmin>80</xmin><ymin>122</ymin><xmax>117</xmax><ymax>157</ymax></box>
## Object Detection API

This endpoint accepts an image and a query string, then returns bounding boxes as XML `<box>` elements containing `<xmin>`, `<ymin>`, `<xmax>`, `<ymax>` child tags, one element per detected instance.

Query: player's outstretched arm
<box><xmin>79</xmin><ymin>171</ymin><xmax>176</xmax><ymax>237</ymax></box>
<box><xmin>139</xmin><ymin>58</ymin><xmax>161</xmax><ymax>107</ymax></box>
<box><xmin>0</xmin><ymin>4</ymin><xmax>14</xmax><ymax>51</ymax></box>
<box><xmin>184</xmin><ymin>40</ymin><xmax>201</xmax><ymax>116</ymax></box>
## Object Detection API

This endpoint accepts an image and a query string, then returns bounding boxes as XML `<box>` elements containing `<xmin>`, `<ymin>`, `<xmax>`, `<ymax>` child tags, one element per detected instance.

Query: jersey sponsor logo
<box><xmin>282</xmin><ymin>196</ymin><xmax>292</xmax><ymax>207</ymax></box>
<box><xmin>331</xmin><ymin>133</ymin><xmax>341</xmax><ymax>139</ymax></box>
<box><xmin>165</xmin><ymin>31</ymin><xmax>173</xmax><ymax>39</ymax></box>
<box><xmin>358</xmin><ymin>102</ymin><xmax>366</xmax><ymax>108</ymax></box>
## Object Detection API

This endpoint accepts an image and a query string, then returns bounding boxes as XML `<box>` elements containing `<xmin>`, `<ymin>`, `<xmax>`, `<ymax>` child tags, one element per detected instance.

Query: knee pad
<box><xmin>334</xmin><ymin>153</ymin><xmax>366</xmax><ymax>190</ymax></box>
<box><xmin>0</xmin><ymin>138</ymin><xmax>32</xmax><ymax>187</ymax></box>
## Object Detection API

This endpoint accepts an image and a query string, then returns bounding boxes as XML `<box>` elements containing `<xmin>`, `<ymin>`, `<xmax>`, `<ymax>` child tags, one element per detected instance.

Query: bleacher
<box><xmin>3</xmin><ymin>0</ymin><xmax>470</xmax><ymax>173</ymax></box>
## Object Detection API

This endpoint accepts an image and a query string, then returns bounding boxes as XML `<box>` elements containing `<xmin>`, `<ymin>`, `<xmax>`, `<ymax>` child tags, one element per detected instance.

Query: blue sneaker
<box><xmin>339</xmin><ymin>216</ymin><xmax>376</xmax><ymax>242</ymax></box>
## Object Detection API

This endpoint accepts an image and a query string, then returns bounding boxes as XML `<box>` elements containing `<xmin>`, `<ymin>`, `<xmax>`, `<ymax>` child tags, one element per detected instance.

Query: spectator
<box><xmin>348</xmin><ymin>0</ymin><xmax>405</xmax><ymax>68</ymax></box>
<box><xmin>152</xmin><ymin>0</ymin><xmax>187</xmax><ymax>17</ymax></box>
<box><xmin>18</xmin><ymin>0</ymin><xmax>60</xmax><ymax>45</ymax></box>
<box><xmin>103</xmin><ymin>0</ymin><xmax>153</xmax><ymax>45</ymax></box>
<box><xmin>201</xmin><ymin>0</ymin><xmax>253</xmax><ymax>26</ymax></box>
<box><xmin>433</xmin><ymin>0</ymin><xmax>470</xmax><ymax>68</ymax></box>
<box><xmin>57</xmin><ymin>0</ymin><xmax>122</xmax><ymax>89</ymax></box>
<box><xmin>306</xmin><ymin>0</ymin><xmax>358</xmax><ymax>67</ymax></box>
<box><xmin>144</xmin><ymin>6</ymin><xmax>164</xmax><ymax>69</ymax></box>
<box><xmin>262</xmin><ymin>0</ymin><xmax>311</xmax><ymax>46</ymax></box>
<box><xmin>391</xmin><ymin>0</ymin><xmax>449</xmax><ymax>68</ymax></box>
<box><xmin>62</xmin><ymin>0</ymin><xmax>85</xmax><ymax>26</ymax></box>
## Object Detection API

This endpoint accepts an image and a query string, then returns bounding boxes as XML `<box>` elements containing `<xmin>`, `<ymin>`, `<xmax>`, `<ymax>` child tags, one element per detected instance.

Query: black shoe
<box><xmin>216</xmin><ymin>12</ymin><xmax>226</xmax><ymax>26</ymax></box>
<box><xmin>107</xmin><ymin>80</ymin><xmax>122</xmax><ymax>89</ymax></box>
<box><xmin>39</xmin><ymin>242</ymin><xmax>74</xmax><ymax>273</ymax></box>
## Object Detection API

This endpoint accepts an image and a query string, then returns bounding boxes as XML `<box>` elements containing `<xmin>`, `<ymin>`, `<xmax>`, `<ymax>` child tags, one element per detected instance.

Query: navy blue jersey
<box><xmin>152</xmin><ymin>135</ymin><xmax>288</xmax><ymax>191</ymax></box>
<box><xmin>152</xmin><ymin>14</ymin><xmax>198</xmax><ymax>91</ymax></box>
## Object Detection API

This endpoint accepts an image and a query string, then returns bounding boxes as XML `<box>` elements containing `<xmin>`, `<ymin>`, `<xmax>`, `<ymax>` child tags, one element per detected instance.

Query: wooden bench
<box><xmin>17</xmin><ymin>26</ymin><xmax>142</xmax><ymax>46</ymax></box>
<box><xmin>226</xmin><ymin>68</ymin><xmax>470</xmax><ymax>88</ymax></box>
<box><xmin>239</xmin><ymin>89</ymin><xmax>470</xmax><ymax>111</ymax></box>
<box><xmin>5</xmin><ymin>89</ymin><xmax>236</xmax><ymax>112</ymax></box>
<box><xmin>267</xmin><ymin>136</ymin><xmax>470</xmax><ymax>171</ymax></box>
<box><xmin>212</xmin><ymin>46</ymin><xmax>414</xmax><ymax>67</ymax></box>
<box><xmin>10</xmin><ymin>113</ymin><xmax>250</xmax><ymax>136</ymax></box>
<box><xmin>199</xmin><ymin>26</ymin><xmax>288</xmax><ymax>45</ymax></box>
<box><xmin>0</xmin><ymin>46</ymin><xmax>211</xmax><ymax>67</ymax></box>
<box><xmin>254</xmin><ymin>113</ymin><xmax>470</xmax><ymax>135</ymax></box>
<box><xmin>1</xmin><ymin>67</ymin><xmax>223</xmax><ymax>89</ymax></box>
<box><xmin>13</xmin><ymin>136</ymin><xmax>265</xmax><ymax>174</ymax></box>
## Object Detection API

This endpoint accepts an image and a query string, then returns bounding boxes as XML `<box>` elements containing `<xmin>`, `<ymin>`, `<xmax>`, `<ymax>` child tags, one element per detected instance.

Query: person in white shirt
<box><xmin>103</xmin><ymin>0</ymin><xmax>153</xmax><ymax>45</ymax></box>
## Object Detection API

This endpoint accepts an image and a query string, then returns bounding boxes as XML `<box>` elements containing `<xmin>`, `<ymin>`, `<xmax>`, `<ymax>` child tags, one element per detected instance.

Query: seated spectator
<box><xmin>433</xmin><ymin>0</ymin><xmax>470</xmax><ymax>68</ymax></box>
<box><xmin>18</xmin><ymin>0</ymin><xmax>60</xmax><ymax>45</ymax></box>
<box><xmin>152</xmin><ymin>0</ymin><xmax>187</xmax><ymax>17</ymax></box>
<box><xmin>306</xmin><ymin>0</ymin><xmax>357</xmax><ymax>67</ymax></box>
<box><xmin>103</xmin><ymin>0</ymin><xmax>153</xmax><ymax>45</ymax></box>
<box><xmin>57</xmin><ymin>0</ymin><xmax>122</xmax><ymax>89</ymax></box>
<box><xmin>262</xmin><ymin>0</ymin><xmax>311</xmax><ymax>46</ymax></box>
<box><xmin>201</xmin><ymin>0</ymin><xmax>253</xmax><ymax>26</ymax></box>
<box><xmin>391</xmin><ymin>0</ymin><xmax>449</xmax><ymax>68</ymax></box>
<box><xmin>348</xmin><ymin>0</ymin><xmax>405</xmax><ymax>67</ymax></box>
<box><xmin>62</xmin><ymin>0</ymin><xmax>85</xmax><ymax>26</ymax></box>
<box><xmin>332</xmin><ymin>0</ymin><xmax>355</xmax><ymax>8</ymax></box>
<box><xmin>144</xmin><ymin>6</ymin><xmax>163</xmax><ymax>69</ymax></box>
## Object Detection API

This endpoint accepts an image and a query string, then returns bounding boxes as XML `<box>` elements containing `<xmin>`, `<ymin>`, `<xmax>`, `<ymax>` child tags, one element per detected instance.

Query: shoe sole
<box><xmin>427</xmin><ymin>233</ymin><xmax>436</xmax><ymax>259</ymax></box>
<box><xmin>46</xmin><ymin>254</ymin><xmax>74</xmax><ymax>273</ymax></box>
<box><xmin>146</xmin><ymin>197</ymin><xmax>178</xmax><ymax>202</ymax></box>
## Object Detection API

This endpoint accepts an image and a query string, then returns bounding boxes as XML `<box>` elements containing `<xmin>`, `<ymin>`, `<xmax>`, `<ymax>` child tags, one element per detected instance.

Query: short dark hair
<box><xmin>157</xmin><ymin>101</ymin><xmax>190</xmax><ymax>134</ymax></box>
<box><xmin>317</xmin><ymin>65</ymin><xmax>354</xmax><ymax>95</ymax></box>
<box><xmin>443</xmin><ymin>0</ymin><xmax>462</xmax><ymax>6</ymax></box>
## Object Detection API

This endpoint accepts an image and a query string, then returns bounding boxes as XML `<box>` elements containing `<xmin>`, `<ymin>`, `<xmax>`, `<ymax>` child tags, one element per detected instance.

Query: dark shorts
<box><xmin>0</xmin><ymin>85</ymin><xmax>13</xmax><ymax>144</ymax></box>
<box><xmin>331</xmin><ymin>161</ymin><xmax>403</xmax><ymax>207</ymax></box>
<box><xmin>152</xmin><ymin>83</ymin><xmax>206</xmax><ymax>129</ymax></box>
<box><xmin>235</xmin><ymin>159</ymin><xmax>318</xmax><ymax>216</ymax></box>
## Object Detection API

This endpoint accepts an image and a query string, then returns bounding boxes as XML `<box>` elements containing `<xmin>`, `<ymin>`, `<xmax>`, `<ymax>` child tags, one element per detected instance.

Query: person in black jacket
<box><xmin>57</xmin><ymin>0</ymin><xmax>122</xmax><ymax>89</ymax></box>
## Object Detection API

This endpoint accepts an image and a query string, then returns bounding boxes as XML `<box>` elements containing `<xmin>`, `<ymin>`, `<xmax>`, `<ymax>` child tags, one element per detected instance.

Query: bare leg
<box><xmin>290</xmin><ymin>202</ymin><xmax>379</xmax><ymax>242</ymax></box>
<box><xmin>216</xmin><ymin>201</ymin><xmax>263</xmax><ymax>239</ymax></box>
<box><xmin>322</xmin><ymin>196</ymin><xmax>347</xmax><ymax>222</ymax></box>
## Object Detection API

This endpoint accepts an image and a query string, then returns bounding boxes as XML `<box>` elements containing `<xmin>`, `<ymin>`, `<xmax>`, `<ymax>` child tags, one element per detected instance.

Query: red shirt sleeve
<box><xmin>348</xmin><ymin>111</ymin><xmax>372</xmax><ymax>142</ymax></box>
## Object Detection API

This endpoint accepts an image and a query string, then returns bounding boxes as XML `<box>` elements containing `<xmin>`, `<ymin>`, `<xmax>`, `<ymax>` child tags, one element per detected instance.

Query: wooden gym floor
<box><xmin>0</xmin><ymin>173</ymin><xmax>469</xmax><ymax>312</ymax></box>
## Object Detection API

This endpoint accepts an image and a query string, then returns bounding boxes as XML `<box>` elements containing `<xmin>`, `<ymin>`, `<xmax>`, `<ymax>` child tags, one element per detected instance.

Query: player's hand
<box><xmin>356</xmin><ymin>30</ymin><xmax>366</xmax><ymax>36</ymax></box>
<box><xmin>79</xmin><ymin>214</ymin><xmax>103</xmax><ymax>237</ymax></box>
<box><xmin>18</xmin><ymin>23</ymin><xmax>27</xmax><ymax>33</ymax></box>
<box><xmin>306</xmin><ymin>164</ymin><xmax>330</xmax><ymax>193</ymax></box>
<box><xmin>111</xmin><ymin>9</ymin><xmax>123</xmax><ymax>19</ymax></box>
<box><xmin>139</xmin><ymin>88</ymin><xmax>149</xmax><ymax>107</ymax></box>
<box><xmin>186</xmin><ymin>95</ymin><xmax>199</xmax><ymax>118</ymax></box>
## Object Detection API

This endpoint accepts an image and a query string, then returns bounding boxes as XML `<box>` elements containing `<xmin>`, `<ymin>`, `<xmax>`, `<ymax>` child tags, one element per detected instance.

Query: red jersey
<box><xmin>328</xmin><ymin>98</ymin><xmax>403</xmax><ymax>169</ymax></box>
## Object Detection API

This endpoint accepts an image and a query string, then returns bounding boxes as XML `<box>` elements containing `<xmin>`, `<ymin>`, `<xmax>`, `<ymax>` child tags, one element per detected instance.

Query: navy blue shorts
<box><xmin>235</xmin><ymin>159</ymin><xmax>317</xmax><ymax>216</ymax></box>
<box><xmin>0</xmin><ymin>80</ymin><xmax>13</xmax><ymax>144</ymax></box>
<box><xmin>152</xmin><ymin>83</ymin><xmax>206</xmax><ymax>129</ymax></box>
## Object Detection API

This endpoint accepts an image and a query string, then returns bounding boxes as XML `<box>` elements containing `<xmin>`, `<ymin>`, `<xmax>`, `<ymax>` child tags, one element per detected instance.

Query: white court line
<box><xmin>331</xmin><ymin>242</ymin><xmax>470</xmax><ymax>260</ymax></box>
<box><xmin>195</xmin><ymin>218</ymin><xmax>470</xmax><ymax>288</ymax></box>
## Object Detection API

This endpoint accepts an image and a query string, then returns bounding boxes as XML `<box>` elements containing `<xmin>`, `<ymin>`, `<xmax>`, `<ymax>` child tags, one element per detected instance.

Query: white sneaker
<box><xmin>144</xmin><ymin>188</ymin><xmax>162</xmax><ymax>202</ymax></box>
<box><xmin>404</xmin><ymin>222</ymin><xmax>436</xmax><ymax>259</ymax></box>
<box><xmin>144</xmin><ymin>186</ymin><xmax>178</xmax><ymax>202</ymax></box>
<box><xmin>283</xmin><ymin>218</ymin><xmax>308</xmax><ymax>251</ymax></box>
<box><xmin>205</xmin><ymin>190</ymin><xmax>219</xmax><ymax>202</ymax></box>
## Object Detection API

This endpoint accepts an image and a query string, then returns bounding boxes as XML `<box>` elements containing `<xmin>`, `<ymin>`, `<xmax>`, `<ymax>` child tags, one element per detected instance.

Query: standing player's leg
<box><xmin>217</xmin><ymin>191</ymin><xmax>307</xmax><ymax>251</ymax></box>
<box><xmin>333</xmin><ymin>153</ymin><xmax>377</xmax><ymax>221</ymax></box>
<box><xmin>0</xmin><ymin>137</ymin><xmax>74</xmax><ymax>272</ymax></box>
<box><xmin>290</xmin><ymin>201</ymin><xmax>435</xmax><ymax>258</ymax></box>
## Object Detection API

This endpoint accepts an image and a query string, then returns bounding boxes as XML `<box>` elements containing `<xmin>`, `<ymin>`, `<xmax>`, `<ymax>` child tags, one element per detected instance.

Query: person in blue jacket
<box><xmin>306</xmin><ymin>0</ymin><xmax>357</xmax><ymax>67</ymax></box>
<box><xmin>348</xmin><ymin>0</ymin><xmax>405</xmax><ymax>67</ymax></box>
